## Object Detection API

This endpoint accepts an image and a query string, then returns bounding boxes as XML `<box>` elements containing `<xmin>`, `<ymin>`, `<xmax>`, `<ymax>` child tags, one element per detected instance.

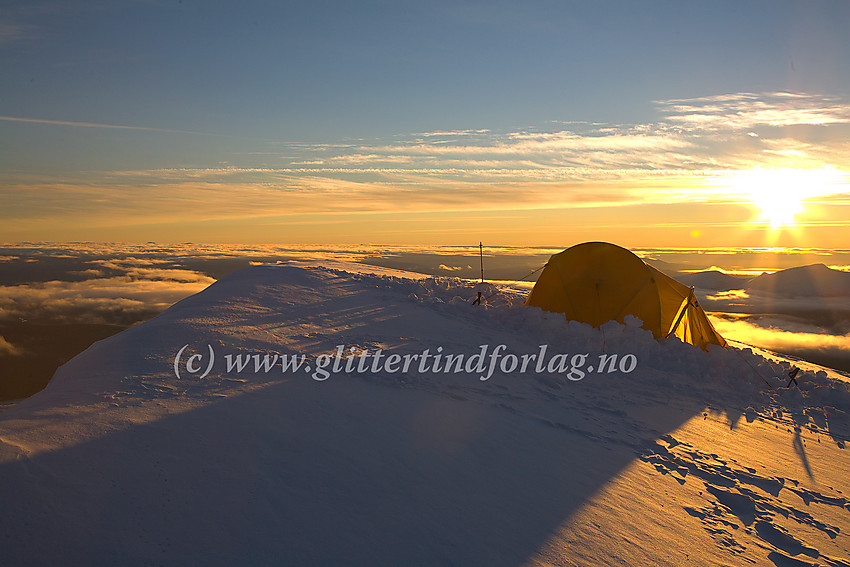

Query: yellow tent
<box><xmin>524</xmin><ymin>242</ymin><xmax>726</xmax><ymax>350</ymax></box>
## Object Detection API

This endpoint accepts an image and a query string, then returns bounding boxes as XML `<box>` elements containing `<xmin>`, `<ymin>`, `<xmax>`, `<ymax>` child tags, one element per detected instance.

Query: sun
<box><xmin>727</xmin><ymin>166</ymin><xmax>845</xmax><ymax>228</ymax></box>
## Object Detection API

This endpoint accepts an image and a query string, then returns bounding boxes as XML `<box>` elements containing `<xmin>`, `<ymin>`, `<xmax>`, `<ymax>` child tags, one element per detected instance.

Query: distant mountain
<box><xmin>643</xmin><ymin>257</ymin><xmax>690</xmax><ymax>275</ymax></box>
<box><xmin>677</xmin><ymin>270</ymin><xmax>747</xmax><ymax>291</ymax></box>
<box><xmin>747</xmin><ymin>263</ymin><xmax>850</xmax><ymax>297</ymax></box>
<box><xmin>677</xmin><ymin>264</ymin><xmax>850</xmax><ymax>297</ymax></box>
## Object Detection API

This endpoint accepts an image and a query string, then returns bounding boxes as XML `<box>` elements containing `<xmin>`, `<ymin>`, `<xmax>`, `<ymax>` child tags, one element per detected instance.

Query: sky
<box><xmin>2</xmin><ymin>0</ymin><xmax>850</xmax><ymax>247</ymax></box>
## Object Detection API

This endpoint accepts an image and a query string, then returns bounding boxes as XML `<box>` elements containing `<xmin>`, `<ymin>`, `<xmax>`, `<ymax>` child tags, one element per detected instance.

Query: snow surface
<box><xmin>1</xmin><ymin>261</ymin><xmax>849</xmax><ymax>566</ymax></box>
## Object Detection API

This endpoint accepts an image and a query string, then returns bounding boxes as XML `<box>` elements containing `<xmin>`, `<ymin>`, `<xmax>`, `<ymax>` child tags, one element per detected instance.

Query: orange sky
<box><xmin>3</xmin><ymin>159</ymin><xmax>847</xmax><ymax>248</ymax></box>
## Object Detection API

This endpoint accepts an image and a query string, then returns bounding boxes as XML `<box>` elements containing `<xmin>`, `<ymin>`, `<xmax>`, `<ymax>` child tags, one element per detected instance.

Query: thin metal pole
<box><xmin>479</xmin><ymin>242</ymin><xmax>484</xmax><ymax>283</ymax></box>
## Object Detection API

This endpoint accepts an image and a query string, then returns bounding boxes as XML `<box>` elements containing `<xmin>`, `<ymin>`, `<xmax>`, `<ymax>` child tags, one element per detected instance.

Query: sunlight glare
<box><xmin>727</xmin><ymin>166</ymin><xmax>845</xmax><ymax>228</ymax></box>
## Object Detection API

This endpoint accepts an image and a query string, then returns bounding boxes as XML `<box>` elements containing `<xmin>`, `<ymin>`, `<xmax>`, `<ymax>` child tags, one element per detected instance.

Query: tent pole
<box><xmin>666</xmin><ymin>288</ymin><xmax>694</xmax><ymax>339</ymax></box>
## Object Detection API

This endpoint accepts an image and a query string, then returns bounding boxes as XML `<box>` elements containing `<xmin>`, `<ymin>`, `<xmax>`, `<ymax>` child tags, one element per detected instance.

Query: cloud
<box><xmin>0</xmin><ymin>242</ymin><xmax>369</xmax><ymax>263</ymax></box>
<box><xmin>706</xmin><ymin>289</ymin><xmax>750</xmax><ymax>302</ymax></box>
<box><xmin>0</xmin><ymin>277</ymin><xmax>211</xmax><ymax>325</ymax></box>
<box><xmin>0</xmin><ymin>259</ymin><xmax>215</xmax><ymax>325</ymax></box>
<box><xmin>757</xmin><ymin>137</ymin><xmax>850</xmax><ymax>169</ymax></box>
<box><xmin>410</xmin><ymin>129</ymin><xmax>491</xmax><ymax>137</ymax></box>
<box><xmin>0</xmin><ymin>336</ymin><xmax>23</xmax><ymax>356</ymax></box>
<box><xmin>370</xmin><ymin>132</ymin><xmax>693</xmax><ymax>156</ymax></box>
<box><xmin>0</xmin><ymin>21</ymin><xmax>38</xmax><ymax>44</ymax></box>
<box><xmin>710</xmin><ymin>316</ymin><xmax>850</xmax><ymax>366</ymax></box>
<box><xmin>700</xmin><ymin>289</ymin><xmax>850</xmax><ymax>322</ymax></box>
<box><xmin>95</xmin><ymin>262</ymin><xmax>214</xmax><ymax>284</ymax></box>
<box><xmin>270</xmin><ymin>94</ymin><xmax>848</xmax><ymax>182</ymax></box>
<box><xmin>2</xmin><ymin>169</ymin><xmax>720</xmax><ymax>233</ymax></box>
<box><xmin>657</xmin><ymin>92</ymin><xmax>850</xmax><ymax>130</ymax></box>
<box><xmin>0</xmin><ymin>115</ymin><xmax>211</xmax><ymax>135</ymax></box>
<box><xmin>70</xmin><ymin>269</ymin><xmax>106</xmax><ymax>277</ymax></box>
<box><xmin>3</xmin><ymin>91</ymin><xmax>850</xmax><ymax>239</ymax></box>
<box><xmin>292</xmin><ymin>154</ymin><xmax>419</xmax><ymax>166</ymax></box>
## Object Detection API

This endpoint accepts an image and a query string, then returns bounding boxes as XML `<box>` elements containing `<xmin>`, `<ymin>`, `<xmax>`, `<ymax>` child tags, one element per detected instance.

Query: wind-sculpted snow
<box><xmin>1</xmin><ymin>261</ymin><xmax>848</xmax><ymax>566</ymax></box>
<box><xmin>644</xmin><ymin>434</ymin><xmax>850</xmax><ymax>567</ymax></box>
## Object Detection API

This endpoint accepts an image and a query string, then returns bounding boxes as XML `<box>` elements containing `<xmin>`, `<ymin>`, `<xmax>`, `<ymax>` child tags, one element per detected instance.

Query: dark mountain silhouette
<box><xmin>677</xmin><ymin>270</ymin><xmax>747</xmax><ymax>291</ymax></box>
<box><xmin>746</xmin><ymin>263</ymin><xmax>850</xmax><ymax>297</ymax></box>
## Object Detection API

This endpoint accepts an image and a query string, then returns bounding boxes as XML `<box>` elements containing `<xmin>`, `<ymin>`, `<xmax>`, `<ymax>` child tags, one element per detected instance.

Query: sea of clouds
<box><xmin>1</xmin><ymin>243</ymin><xmax>848</xmax><ymax>372</ymax></box>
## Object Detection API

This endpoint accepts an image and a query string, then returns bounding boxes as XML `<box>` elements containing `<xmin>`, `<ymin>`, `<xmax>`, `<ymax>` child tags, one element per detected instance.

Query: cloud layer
<box><xmin>1</xmin><ymin>244</ymin><xmax>849</xmax><ymax>372</ymax></box>
<box><xmin>711</xmin><ymin>315</ymin><xmax>850</xmax><ymax>372</ymax></box>
<box><xmin>2</xmin><ymin>91</ymin><xmax>849</xmax><ymax>243</ymax></box>
<box><xmin>0</xmin><ymin>259</ymin><xmax>215</xmax><ymax>326</ymax></box>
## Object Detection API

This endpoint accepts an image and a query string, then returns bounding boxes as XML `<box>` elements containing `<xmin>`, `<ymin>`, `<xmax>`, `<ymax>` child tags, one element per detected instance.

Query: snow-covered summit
<box><xmin>1</xmin><ymin>261</ymin><xmax>848</xmax><ymax>566</ymax></box>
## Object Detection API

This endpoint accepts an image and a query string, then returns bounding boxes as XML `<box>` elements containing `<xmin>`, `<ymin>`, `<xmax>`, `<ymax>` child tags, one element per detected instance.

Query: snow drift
<box><xmin>1</xmin><ymin>261</ymin><xmax>848</xmax><ymax>566</ymax></box>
